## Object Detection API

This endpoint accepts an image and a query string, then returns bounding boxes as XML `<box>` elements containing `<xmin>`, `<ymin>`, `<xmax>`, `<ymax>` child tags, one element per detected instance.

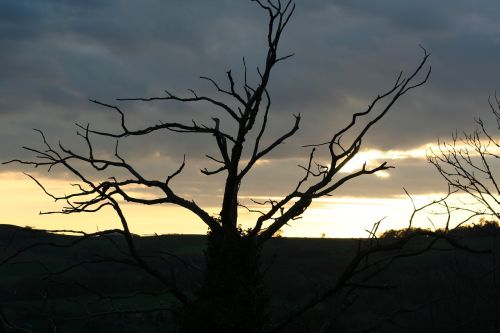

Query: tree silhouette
<box><xmin>4</xmin><ymin>1</ymin><xmax>434</xmax><ymax>332</ymax></box>
<box><xmin>429</xmin><ymin>94</ymin><xmax>500</xmax><ymax>222</ymax></box>
<box><xmin>427</xmin><ymin>100</ymin><xmax>500</xmax><ymax>332</ymax></box>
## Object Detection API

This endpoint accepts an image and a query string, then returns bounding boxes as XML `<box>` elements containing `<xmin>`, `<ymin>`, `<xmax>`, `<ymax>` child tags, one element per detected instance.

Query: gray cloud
<box><xmin>1</xmin><ymin>0</ymin><xmax>499</xmax><ymax>206</ymax></box>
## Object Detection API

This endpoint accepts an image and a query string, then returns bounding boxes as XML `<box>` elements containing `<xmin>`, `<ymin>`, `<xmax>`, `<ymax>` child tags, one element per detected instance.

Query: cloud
<box><xmin>1</xmin><ymin>0</ymin><xmax>500</xmax><ymax>208</ymax></box>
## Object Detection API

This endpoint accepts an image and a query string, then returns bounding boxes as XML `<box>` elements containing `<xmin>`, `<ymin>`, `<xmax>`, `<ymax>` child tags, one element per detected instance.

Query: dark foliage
<box><xmin>380</xmin><ymin>219</ymin><xmax>500</xmax><ymax>239</ymax></box>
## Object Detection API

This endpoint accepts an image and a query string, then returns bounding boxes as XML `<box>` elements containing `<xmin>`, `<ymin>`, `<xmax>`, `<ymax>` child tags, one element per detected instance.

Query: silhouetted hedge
<box><xmin>380</xmin><ymin>219</ymin><xmax>500</xmax><ymax>239</ymax></box>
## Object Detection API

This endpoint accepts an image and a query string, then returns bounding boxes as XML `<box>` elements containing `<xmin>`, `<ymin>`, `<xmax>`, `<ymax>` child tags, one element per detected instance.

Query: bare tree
<box><xmin>427</xmin><ymin>96</ymin><xmax>500</xmax><ymax>332</ymax></box>
<box><xmin>428</xmin><ymin>94</ymin><xmax>500</xmax><ymax>222</ymax></box>
<box><xmin>4</xmin><ymin>0</ymin><xmax>432</xmax><ymax>332</ymax></box>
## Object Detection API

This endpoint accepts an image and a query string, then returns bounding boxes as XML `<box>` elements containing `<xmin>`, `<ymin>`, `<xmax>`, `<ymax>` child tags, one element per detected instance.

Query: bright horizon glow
<box><xmin>0</xmin><ymin>170</ymin><xmax>486</xmax><ymax>238</ymax></box>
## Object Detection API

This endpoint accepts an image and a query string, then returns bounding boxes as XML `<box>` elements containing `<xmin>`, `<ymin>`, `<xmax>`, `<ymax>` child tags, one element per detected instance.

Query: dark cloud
<box><xmin>1</xmin><ymin>0</ymin><xmax>499</xmax><ymax>206</ymax></box>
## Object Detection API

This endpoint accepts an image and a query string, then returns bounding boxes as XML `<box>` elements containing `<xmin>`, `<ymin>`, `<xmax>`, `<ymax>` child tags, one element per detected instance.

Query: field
<box><xmin>1</xmin><ymin>224</ymin><xmax>499</xmax><ymax>332</ymax></box>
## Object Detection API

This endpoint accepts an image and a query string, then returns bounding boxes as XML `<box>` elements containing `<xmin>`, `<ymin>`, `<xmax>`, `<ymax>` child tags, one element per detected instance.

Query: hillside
<box><xmin>1</xmin><ymin>224</ymin><xmax>499</xmax><ymax>332</ymax></box>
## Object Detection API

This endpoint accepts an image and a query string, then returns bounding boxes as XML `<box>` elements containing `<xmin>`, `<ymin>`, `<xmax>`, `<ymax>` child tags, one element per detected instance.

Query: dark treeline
<box><xmin>380</xmin><ymin>219</ymin><xmax>500</xmax><ymax>239</ymax></box>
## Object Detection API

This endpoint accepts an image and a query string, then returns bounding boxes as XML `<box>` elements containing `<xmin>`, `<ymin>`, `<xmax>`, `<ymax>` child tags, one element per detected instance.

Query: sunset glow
<box><xmin>0</xmin><ymin>169</ymin><xmax>483</xmax><ymax>238</ymax></box>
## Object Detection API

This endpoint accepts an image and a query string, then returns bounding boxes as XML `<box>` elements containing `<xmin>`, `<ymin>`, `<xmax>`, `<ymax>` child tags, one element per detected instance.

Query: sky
<box><xmin>1</xmin><ymin>0</ymin><xmax>500</xmax><ymax>237</ymax></box>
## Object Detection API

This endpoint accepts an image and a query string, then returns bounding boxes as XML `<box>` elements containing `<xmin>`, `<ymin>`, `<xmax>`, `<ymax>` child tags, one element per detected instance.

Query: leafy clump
<box><xmin>380</xmin><ymin>219</ymin><xmax>500</xmax><ymax>239</ymax></box>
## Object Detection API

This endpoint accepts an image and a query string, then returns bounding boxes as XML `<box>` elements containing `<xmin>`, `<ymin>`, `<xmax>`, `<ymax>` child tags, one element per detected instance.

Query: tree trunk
<box><xmin>177</xmin><ymin>231</ymin><xmax>269</xmax><ymax>333</ymax></box>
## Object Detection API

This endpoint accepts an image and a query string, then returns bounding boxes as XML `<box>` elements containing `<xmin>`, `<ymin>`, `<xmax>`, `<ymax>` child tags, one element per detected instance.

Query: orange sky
<box><xmin>0</xmin><ymin>160</ymin><xmax>479</xmax><ymax>238</ymax></box>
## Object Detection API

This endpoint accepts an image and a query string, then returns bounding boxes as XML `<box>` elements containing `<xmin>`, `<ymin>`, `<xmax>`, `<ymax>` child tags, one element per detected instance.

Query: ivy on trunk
<box><xmin>178</xmin><ymin>231</ymin><xmax>268</xmax><ymax>332</ymax></box>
